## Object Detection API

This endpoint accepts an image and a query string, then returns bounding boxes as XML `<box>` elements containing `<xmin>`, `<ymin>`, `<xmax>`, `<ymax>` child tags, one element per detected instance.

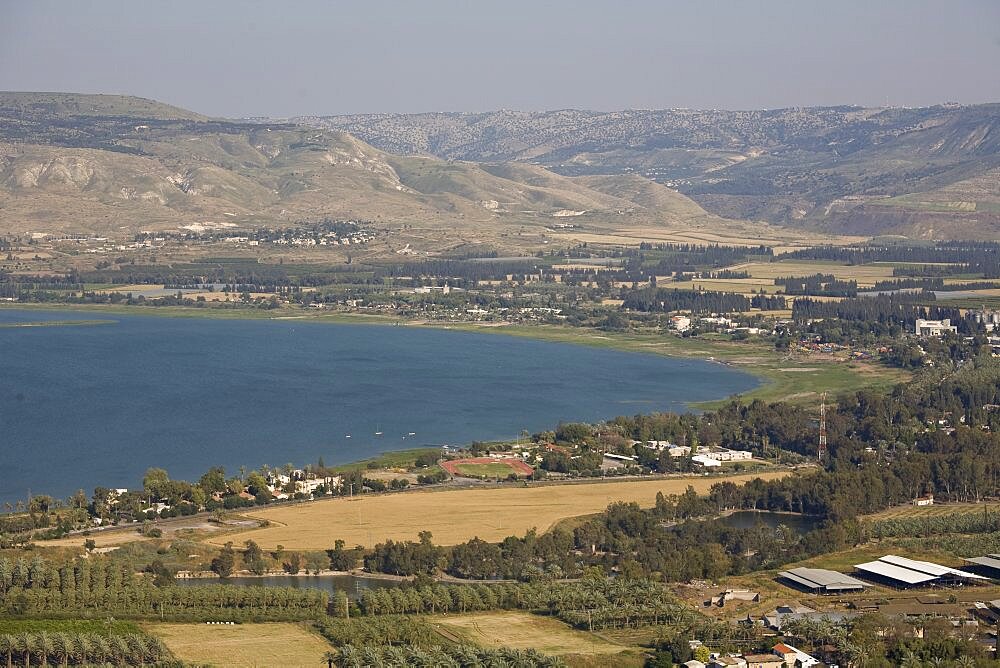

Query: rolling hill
<box><xmin>0</xmin><ymin>92</ymin><xmax>761</xmax><ymax>250</ymax></box>
<box><xmin>306</xmin><ymin>104</ymin><xmax>1000</xmax><ymax>239</ymax></box>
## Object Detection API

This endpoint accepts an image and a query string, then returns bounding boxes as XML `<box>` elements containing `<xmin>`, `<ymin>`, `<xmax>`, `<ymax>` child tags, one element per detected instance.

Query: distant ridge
<box><xmin>303</xmin><ymin>104</ymin><xmax>1000</xmax><ymax>238</ymax></box>
<box><xmin>0</xmin><ymin>91</ymin><xmax>209</xmax><ymax>121</ymax></box>
<box><xmin>0</xmin><ymin>92</ymin><xmax>753</xmax><ymax>248</ymax></box>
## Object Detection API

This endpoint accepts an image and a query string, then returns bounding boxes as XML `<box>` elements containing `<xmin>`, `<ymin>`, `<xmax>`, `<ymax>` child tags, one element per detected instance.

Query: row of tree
<box><xmin>0</xmin><ymin>632</ymin><xmax>167</xmax><ymax>667</ymax></box>
<box><xmin>331</xmin><ymin>644</ymin><xmax>564</xmax><ymax>668</ymax></box>
<box><xmin>622</xmin><ymin>287</ymin><xmax>785</xmax><ymax>313</ymax></box>
<box><xmin>0</xmin><ymin>555</ymin><xmax>327</xmax><ymax>620</ymax></box>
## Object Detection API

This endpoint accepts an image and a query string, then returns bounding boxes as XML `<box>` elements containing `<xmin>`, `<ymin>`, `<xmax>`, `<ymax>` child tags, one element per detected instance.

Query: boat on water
<box><xmin>345</xmin><ymin>434</ymin><xmax>351</xmax><ymax>439</ymax></box>
<box><xmin>407</xmin><ymin>432</ymin><xmax>416</xmax><ymax>436</ymax></box>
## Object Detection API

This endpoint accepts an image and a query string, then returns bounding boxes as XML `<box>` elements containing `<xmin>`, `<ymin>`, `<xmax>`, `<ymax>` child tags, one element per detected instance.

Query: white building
<box><xmin>692</xmin><ymin>454</ymin><xmax>722</xmax><ymax>468</ymax></box>
<box><xmin>634</xmin><ymin>440</ymin><xmax>676</xmax><ymax>451</ymax></box>
<box><xmin>971</xmin><ymin>309</ymin><xmax>1000</xmax><ymax>332</ymax></box>
<box><xmin>670</xmin><ymin>315</ymin><xmax>692</xmax><ymax>332</ymax></box>
<box><xmin>915</xmin><ymin>318</ymin><xmax>957</xmax><ymax>337</ymax></box>
<box><xmin>702</xmin><ymin>447</ymin><xmax>753</xmax><ymax>462</ymax></box>
<box><xmin>296</xmin><ymin>476</ymin><xmax>342</xmax><ymax>495</ymax></box>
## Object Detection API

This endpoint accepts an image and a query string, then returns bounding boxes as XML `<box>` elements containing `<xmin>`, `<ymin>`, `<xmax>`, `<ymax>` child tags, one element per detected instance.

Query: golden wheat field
<box><xmin>213</xmin><ymin>472</ymin><xmax>788</xmax><ymax>549</ymax></box>
<box><xmin>432</xmin><ymin>611</ymin><xmax>626</xmax><ymax>656</ymax></box>
<box><xmin>145</xmin><ymin>623</ymin><xmax>332</xmax><ymax>668</ymax></box>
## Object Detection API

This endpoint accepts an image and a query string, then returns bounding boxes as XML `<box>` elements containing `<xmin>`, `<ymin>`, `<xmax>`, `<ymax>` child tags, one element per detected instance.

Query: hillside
<box><xmin>306</xmin><ymin>104</ymin><xmax>1000</xmax><ymax>239</ymax></box>
<box><xmin>0</xmin><ymin>93</ymin><xmax>769</xmax><ymax>251</ymax></box>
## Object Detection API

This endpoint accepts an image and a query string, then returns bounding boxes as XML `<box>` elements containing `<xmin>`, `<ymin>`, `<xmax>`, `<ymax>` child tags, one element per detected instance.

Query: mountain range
<box><xmin>305</xmin><ymin>104</ymin><xmax>1000</xmax><ymax>239</ymax></box>
<box><xmin>0</xmin><ymin>92</ymin><xmax>746</xmax><ymax>250</ymax></box>
<box><xmin>1</xmin><ymin>92</ymin><xmax>998</xmax><ymax>244</ymax></box>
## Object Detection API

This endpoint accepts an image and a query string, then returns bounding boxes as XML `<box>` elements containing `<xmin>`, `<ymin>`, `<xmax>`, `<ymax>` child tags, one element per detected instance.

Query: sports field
<box><xmin>432</xmin><ymin>611</ymin><xmax>626</xmax><ymax>656</ymax></box>
<box><xmin>213</xmin><ymin>472</ymin><xmax>787</xmax><ymax>549</ymax></box>
<box><xmin>441</xmin><ymin>457</ymin><xmax>535</xmax><ymax>478</ymax></box>
<box><xmin>145</xmin><ymin>622</ymin><xmax>331</xmax><ymax>668</ymax></box>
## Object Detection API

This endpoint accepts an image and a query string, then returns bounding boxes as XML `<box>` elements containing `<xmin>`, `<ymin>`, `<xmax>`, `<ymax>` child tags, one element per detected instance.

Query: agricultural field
<box><xmin>432</xmin><ymin>611</ymin><xmax>629</xmax><ymax>658</ymax></box>
<box><xmin>441</xmin><ymin>457</ymin><xmax>534</xmax><ymax>478</ymax></box>
<box><xmin>864</xmin><ymin>502</ymin><xmax>998</xmax><ymax>520</ymax></box>
<box><xmin>549</xmin><ymin>224</ymin><xmax>851</xmax><ymax>252</ymax></box>
<box><xmin>731</xmin><ymin>260</ymin><xmax>897</xmax><ymax>287</ymax></box>
<box><xmin>214</xmin><ymin>472</ymin><xmax>788</xmax><ymax>549</ymax></box>
<box><xmin>145</xmin><ymin>622</ymin><xmax>332</xmax><ymax>668</ymax></box>
<box><xmin>686</xmin><ymin>277</ymin><xmax>782</xmax><ymax>294</ymax></box>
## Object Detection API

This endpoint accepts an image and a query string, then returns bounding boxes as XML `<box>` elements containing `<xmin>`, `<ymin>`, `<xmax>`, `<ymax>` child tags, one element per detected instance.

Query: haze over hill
<box><xmin>2</xmin><ymin>92</ymin><xmax>998</xmax><ymax>245</ymax></box>
<box><xmin>0</xmin><ymin>92</ymin><xmax>760</xmax><ymax>251</ymax></box>
<box><xmin>307</xmin><ymin>104</ymin><xmax>1000</xmax><ymax>239</ymax></box>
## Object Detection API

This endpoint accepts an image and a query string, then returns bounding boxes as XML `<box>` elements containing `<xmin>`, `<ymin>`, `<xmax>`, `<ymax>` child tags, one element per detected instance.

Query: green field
<box><xmin>470</xmin><ymin>323</ymin><xmax>909</xmax><ymax>408</ymax></box>
<box><xmin>452</xmin><ymin>462</ymin><xmax>522</xmax><ymax>477</ymax></box>
<box><xmin>327</xmin><ymin>447</ymin><xmax>441</xmax><ymax>474</ymax></box>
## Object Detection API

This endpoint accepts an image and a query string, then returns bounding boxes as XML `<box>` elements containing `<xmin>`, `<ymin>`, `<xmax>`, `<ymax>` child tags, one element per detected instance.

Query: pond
<box><xmin>719</xmin><ymin>510</ymin><xmax>823</xmax><ymax>534</ymax></box>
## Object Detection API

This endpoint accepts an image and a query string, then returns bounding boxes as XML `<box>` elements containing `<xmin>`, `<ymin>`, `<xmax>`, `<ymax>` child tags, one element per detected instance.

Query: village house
<box><xmin>671</xmin><ymin>314</ymin><xmax>692</xmax><ymax>332</ymax></box>
<box><xmin>692</xmin><ymin>453</ymin><xmax>722</xmax><ymax>468</ymax></box>
<box><xmin>742</xmin><ymin>654</ymin><xmax>785</xmax><ymax>668</ymax></box>
<box><xmin>601</xmin><ymin>452</ymin><xmax>637</xmax><ymax>470</ymax></box>
<box><xmin>772</xmin><ymin>642</ymin><xmax>820</xmax><ymax>667</ymax></box>
<box><xmin>709</xmin><ymin>657</ymin><xmax>747</xmax><ymax>668</ymax></box>
<box><xmin>701</xmin><ymin>447</ymin><xmax>753</xmax><ymax>462</ymax></box>
<box><xmin>915</xmin><ymin>318</ymin><xmax>957</xmax><ymax>337</ymax></box>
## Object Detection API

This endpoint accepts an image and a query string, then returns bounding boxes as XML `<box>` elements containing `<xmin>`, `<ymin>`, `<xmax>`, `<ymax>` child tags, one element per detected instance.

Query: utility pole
<box><xmin>818</xmin><ymin>392</ymin><xmax>828</xmax><ymax>463</ymax></box>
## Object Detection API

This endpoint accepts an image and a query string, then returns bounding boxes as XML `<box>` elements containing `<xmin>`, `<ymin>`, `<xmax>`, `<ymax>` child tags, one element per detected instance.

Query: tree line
<box><xmin>622</xmin><ymin>287</ymin><xmax>785</xmax><ymax>313</ymax></box>
<box><xmin>0</xmin><ymin>555</ymin><xmax>327</xmax><ymax>621</ymax></box>
<box><xmin>0</xmin><ymin>631</ymin><xmax>168</xmax><ymax>667</ymax></box>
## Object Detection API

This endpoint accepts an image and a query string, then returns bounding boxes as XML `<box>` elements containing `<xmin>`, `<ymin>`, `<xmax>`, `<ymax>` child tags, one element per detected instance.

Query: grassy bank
<box><xmin>327</xmin><ymin>447</ymin><xmax>440</xmax><ymax>474</ymax></box>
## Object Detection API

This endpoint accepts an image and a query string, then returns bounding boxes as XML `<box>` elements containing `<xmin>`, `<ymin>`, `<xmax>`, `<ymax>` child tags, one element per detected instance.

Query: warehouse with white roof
<box><xmin>964</xmin><ymin>553</ymin><xmax>1000</xmax><ymax>577</ymax></box>
<box><xmin>854</xmin><ymin>554</ymin><xmax>988</xmax><ymax>588</ymax></box>
<box><xmin>778</xmin><ymin>567</ymin><xmax>869</xmax><ymax>593</ymax></box>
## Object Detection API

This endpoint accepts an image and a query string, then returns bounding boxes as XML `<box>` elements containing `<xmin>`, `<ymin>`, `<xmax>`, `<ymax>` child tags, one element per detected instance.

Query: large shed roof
<box><xmin>855</xmin><ymin>554</ymin><xmax>988</xmax><ymax>586</ymax></box>
<box><xmin>779</xmin><ymin>567</ymin><xmax>868</xmax><ymax>590</ymax></box>
<box><xmin>854</xmin><ymin>560</ymin><xmax>937</xmax><ymax>585</ymax></box>
<box><xmin>965</xmin><ymin>555</ymin><xmax>1000</xmax><ymax>572</ymax></box>
<box><xmin>879</xmin><ymin>554</ymin><xmax>986</xmax><ymax>580</ymax></box>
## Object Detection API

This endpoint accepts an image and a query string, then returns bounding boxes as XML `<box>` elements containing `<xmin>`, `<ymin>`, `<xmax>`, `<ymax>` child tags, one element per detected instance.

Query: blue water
<box><xmin>0</xmin><ymin>309</ymin><xmax>758</xmax><ymax>504</ymax></box>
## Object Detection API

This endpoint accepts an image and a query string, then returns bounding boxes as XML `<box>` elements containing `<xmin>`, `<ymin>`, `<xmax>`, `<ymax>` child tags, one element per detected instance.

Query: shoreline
<box><xmin>0</xmin><ymin>301</ymin><xmax>910</xmax><ymax>410</ymax></box>
<box><xmin>0</xmin><ymin>302</ymin><xmax>905</xmax><ymax>503</ymax></box>
<box><xmin>0</xmin><ymin>302</ymin><xmax>774</xmax><ymax>400</ymax></box>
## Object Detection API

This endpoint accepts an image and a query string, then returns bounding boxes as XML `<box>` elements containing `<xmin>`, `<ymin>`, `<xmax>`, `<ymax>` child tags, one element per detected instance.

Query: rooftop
<box><xmin>779</xmin><ymin>566</ymin><xmax>869</xmax><ymax>591</ymax></box>
<box><xmin>855</xmin><ymin>554</ymin><xmax>987</xmax><ymax>586</ymax></box>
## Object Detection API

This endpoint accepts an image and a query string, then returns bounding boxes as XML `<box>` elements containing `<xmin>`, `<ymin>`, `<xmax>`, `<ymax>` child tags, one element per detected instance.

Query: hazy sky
<box><xmin>1</xmin><ymin>0</ymin><xmax>998</xmax><ymax>117</ymax></box>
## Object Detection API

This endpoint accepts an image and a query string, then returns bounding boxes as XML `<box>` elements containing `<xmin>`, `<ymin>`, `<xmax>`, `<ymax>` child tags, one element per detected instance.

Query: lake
<box><xmin>0</xmin><ymin>308</ymin><xmax>758</xmax><ymax>504</ymax></box>
<box><xmin>719</xmin><ymin>510</ymin><xmax>822</xmax><ymax>534</ymax></box>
